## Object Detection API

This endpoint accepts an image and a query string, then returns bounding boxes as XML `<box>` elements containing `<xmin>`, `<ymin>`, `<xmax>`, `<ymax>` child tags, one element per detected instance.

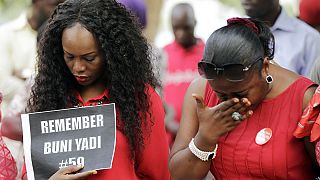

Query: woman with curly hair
<box><xmin>24</xmin><ymin>0</ymin><xmax>170</xmax><ymax>179</ymax></box>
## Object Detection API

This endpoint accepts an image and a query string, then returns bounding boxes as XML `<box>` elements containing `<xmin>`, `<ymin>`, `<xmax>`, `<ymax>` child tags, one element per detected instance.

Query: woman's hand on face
<box><xmin>49</xmin><ymin>165</ymin><xmax>97</xmax><ymax>180</ymax></box>
<box><xmin>192</xmin><ymin>93</ymin><xmax>253</xmax><ymax>146</ymax></box>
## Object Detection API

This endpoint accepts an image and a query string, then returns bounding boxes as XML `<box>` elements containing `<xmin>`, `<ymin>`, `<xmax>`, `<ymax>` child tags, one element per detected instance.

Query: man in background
<box><xmin>0</xmin><ymin>0</ymin><xmax>65</xmax><ymax>111</ymax></box>
<box><xmin>240</xmin><ymin>0</ymin><xmax>320</xmax><ymax>76</ymax></box>
<box><xmin>162</xmin><ymin>3</ymin><xmax>204</xmax><ymax>145</ymax></box>
<box><xmin>300</xmin><ymin>0</ymin><xmax>320</xmax><ymax>84</ymax></box>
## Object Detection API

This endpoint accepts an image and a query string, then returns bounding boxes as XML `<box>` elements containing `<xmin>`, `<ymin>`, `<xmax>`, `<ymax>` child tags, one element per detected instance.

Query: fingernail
<box><xmin>233</xmin><ymin>98</ymin><xmax>239</xmax><ymax>103</ymax></box>
<box><xmin>192</xmin><ymin>96</ymin><xmax>200</xmax><ymax>103</ymax></box>
<box><xmin>92</xmin><ymin>170</ymin><xmax>98</xmax><ymax>175</ymax></box>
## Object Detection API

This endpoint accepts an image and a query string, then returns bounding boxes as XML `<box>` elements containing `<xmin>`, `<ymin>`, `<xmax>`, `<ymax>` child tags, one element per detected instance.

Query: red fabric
<box><xmin>227</xmin><ymin>18</ymin><xmax>259</xmax><ymax>34</ymax></box>
<box><xmin>294</xmin><ymin>85</ymin><xmax>320</xmax><ymax>142</ymax></box>
<box><xmin>204</xmin><ymin>77</ymin><xmax>316</xmax><ymax>179</ymax></box>
<box><xmin>163</xmin><ymin>39</ymin><xmax>204</xmax><ymax>125</ymax></box>
<box><xmin>316</xmin><ymin>141</ymin><xmax>320</xmax><ymax>166</ymax></box>
<box><xmin>0</xmin><ymin>93</ymin><xmax>18</xmax><ymax>180</ymax></box>
<box><xmin>22</xmin><ymin>164</ymin><xmax>26</xmax><ymax>179</ymax></box>
<box><xmin>293</xmin><ymin>85</ymin><xmax>320</xmax><ymax>166</ymax></box>
<box><xmin>81</xmin><ymin>87</ymin><xmax>169</xmax><ymax>180</ymax></box>
<box><xmin>22</xmin><ymin>87</ymin><xmax>170</xmax><ymax>179</ymax></box>
<box><xmin>299</xmin><ymin>0</ymin><xmax>320</xmax><ymax>26</ymax></box>
<box><xmin>0</xmin><ymin>136</ymin><xmax>17</xmax><ymax>180</ymax></box>
<box><xmin>163</xmin><ymin>40</ymin><xmax>204</xmax><ymax>145</ymax></box>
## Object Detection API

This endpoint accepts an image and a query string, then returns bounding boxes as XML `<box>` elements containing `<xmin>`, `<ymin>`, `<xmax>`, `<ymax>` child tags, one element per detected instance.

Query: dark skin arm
<box><xmin>168</xmin><ymin>78</ymin><xmax>252</xmax><ymax>180</ymax></box>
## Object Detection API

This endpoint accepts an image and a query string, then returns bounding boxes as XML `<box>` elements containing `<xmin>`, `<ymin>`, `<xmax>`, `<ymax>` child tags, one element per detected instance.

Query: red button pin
<box><xmin>255</xmin><ymin>128</ymin><xmax>272</xmax><ymax>145</ymax></box>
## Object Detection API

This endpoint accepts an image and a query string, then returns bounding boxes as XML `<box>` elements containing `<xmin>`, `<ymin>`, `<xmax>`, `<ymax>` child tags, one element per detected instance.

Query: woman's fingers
<box><xmin>192</xmin><ymin>93</ymin><xmax>206</xmax><ymax>110</ymax></box>
<box><xmin>241</xmin><ymin>110</ymin><xmax>254</xmax><ymax>119</ymax></box>
<box><xmin>230</xmin><ymin>98</ymin><xmax>251</xmax><ymax>115</ymax></box>
<box><xmin>49</xmin><ymin>165</ymin><xmax>97</xmax><ymax>180</ymax></box>
<box><xmin>59</xmin><ymin>165</ymin><xmax>83</xmax><ymax>175</ymax></box>
<box><xmin>224</xmin><ymin>98</ymin><xmax>251</xmax><ymax>115</ymax></box>
<box><xmin>217</xmin><ymin>98</ymin><xmax>240</xmax><ymax>111</ymax></box>
<box><xmin>66</xmin><ymin>170</ymin><xmax>97</xmax><ymax>180</ymax></box>
<box><xmin>241</xmin><ymin>98</ymin><xmax>251</xmax><ymax>107</ymax></box>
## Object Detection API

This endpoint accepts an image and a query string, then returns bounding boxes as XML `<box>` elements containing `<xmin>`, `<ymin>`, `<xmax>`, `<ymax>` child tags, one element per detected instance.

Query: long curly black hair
<box><xmin>28</xmin><ymin>0</ymin><xmax>160</xmax><ymax>159</ymax></box>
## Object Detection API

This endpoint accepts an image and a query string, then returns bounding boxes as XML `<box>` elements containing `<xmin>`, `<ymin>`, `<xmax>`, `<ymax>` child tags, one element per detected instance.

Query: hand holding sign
<box><xmin>22</xmin><ymin>104</ymin><xmax>116</xmax><ymax>180</ymax></box>
<box><xmin>49</xmin><ymin>165</ymin><xmax>97</xmax><ymax>180</ymax></box>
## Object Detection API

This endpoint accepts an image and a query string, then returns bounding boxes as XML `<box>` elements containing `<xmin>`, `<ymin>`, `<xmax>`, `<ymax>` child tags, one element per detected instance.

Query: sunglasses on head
<box><xmin>198</xmin><ymin>57</ymin><xmax>262</xmax><ymax>82</ymax></box>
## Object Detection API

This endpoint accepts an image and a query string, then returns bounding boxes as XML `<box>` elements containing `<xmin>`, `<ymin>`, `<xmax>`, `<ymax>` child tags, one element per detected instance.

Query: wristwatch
<box><xmin>188</xmin><ymin>138</ymin><xmax>218</xmax><ymax>161</ymax></box>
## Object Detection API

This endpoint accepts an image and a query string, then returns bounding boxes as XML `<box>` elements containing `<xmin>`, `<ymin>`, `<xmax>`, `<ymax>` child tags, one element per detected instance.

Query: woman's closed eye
<box><xmin>83</xmin><ymin>56</ymin><xmax>96</xmax><ymax>61</ymax></box>
<box><xmin>64</xmin><ymin>55</ymin><xmax>74</xmax><ymax>61</ymax></box>
<box><xmin>216</xmin><ymin>91</ymin><xmax>248</xmax><ymax>101</ymax></box>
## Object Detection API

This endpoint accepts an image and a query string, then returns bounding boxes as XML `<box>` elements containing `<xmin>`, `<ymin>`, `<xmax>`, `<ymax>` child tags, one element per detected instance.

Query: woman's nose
<box><xmin>73</xmin><ymin>59</ymin><xmax>86</xmax><ymax>73</ymax></box>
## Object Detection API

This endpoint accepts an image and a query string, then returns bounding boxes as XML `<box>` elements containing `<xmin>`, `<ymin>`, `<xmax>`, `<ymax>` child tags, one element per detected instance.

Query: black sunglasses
<box><xmin>198</xmin><ymin>57</ymin><xmax>262</xmax><ymax>82</ymax></box>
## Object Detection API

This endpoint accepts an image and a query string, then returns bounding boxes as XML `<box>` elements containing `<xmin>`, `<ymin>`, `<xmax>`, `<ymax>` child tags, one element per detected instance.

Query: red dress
<box><xmin>22</xmin><ymin>87</ymin><xmax>170</xmax><ymax>180</ymax></box>
<box><xmin>0</xmin><ymin>93</ymin><xmax>18</xmax><ymax>179</ymax></box>
<box><xmin>204</xmin><ymin>77</ymin><xmax>316</xmax><ymax>179</ymax></box>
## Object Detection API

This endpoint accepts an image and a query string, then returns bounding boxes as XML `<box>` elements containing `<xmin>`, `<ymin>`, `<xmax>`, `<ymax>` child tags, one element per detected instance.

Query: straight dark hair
<box><xmin>203</xmin><ymin>18</ymin><xmax>274</xmax><ymax>70</ymax></box>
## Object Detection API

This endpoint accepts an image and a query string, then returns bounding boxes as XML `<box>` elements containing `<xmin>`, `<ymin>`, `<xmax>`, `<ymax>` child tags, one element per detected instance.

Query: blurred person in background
<box><xmin>0</xmin><ymin>92</ymin><xmax>18</xmax><ymax>180</ymax></box>
<box><xmin>300</xmin><ymin>0</ymin><xmax>320</xmax><ymax>85</ymax></box>
<box><xmin>301</xmin><ymin>1</ymin><xmax>320</xmax><ymax>165</ymax></box>
<box><xmin>0</xmin><ymin>0</ymin><xmax>65</xmax><ymax>179</ymax></box>
<box><xmin>162</xmin><ymin>3</ymin><xmax>204</xmax><ymax>146</ymax></box>
<box><xmin>240</xmin><ymin>0</ymin><xmax>320</xmax><ymax>76</ymax></box>
<box><xmin>0</xmin><ymin>0</ymin><xmax>64</xmax><ymax>112</ymax></box>
<box><xmin>299</xmin><ymin>0</ymin><xmax>320</xmax><ymax>32</ymax></box>
<box><xmin>155</xmin><ymin>0</ymin><xmax>241</xmax><ymax>49</ymax></box>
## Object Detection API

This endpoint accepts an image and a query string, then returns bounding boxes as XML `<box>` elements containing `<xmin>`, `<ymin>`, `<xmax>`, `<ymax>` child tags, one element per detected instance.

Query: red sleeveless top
<box><xmin>204</xmin><ymin>77</ymin><xmax>316</xmax><ymax>180</ymax></box>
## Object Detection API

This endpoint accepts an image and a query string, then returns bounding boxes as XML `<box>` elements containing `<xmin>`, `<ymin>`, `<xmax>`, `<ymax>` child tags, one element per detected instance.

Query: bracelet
<box><xmin>188</xmin><ymin>138</ymin><xmax>218</xmax><ymax>161</ymax></box>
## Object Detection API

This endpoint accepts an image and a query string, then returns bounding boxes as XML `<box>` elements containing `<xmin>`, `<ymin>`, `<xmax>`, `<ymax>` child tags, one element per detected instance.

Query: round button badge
<box><xmin>255</xmin><ymin>128</ymin><xmax>272</xmax><ymax>145</ymax></box>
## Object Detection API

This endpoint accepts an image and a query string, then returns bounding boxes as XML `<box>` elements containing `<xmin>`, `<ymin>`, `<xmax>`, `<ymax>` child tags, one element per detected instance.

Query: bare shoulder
<box><xmin>169</xmin><ymin>77</ymin><xmax>207</xmax><ymax>158</ymax></box>
<box><xmin>186</xmin><ymin>77</ymin><xmax>207</xmax><ymax>97</ymax></box>
<box><xmin>274</xmin><ymin>66</ymin><xmax>317</xmax><ymax>110</ymax></box>
<box><xmin>181</xmin><ymin>77</ymin><xmax>207</xmax><ymax>122</ymax></box>
<box><xmin>272</xmin><ymin>65</ymin><xmax>302</xmax><ymax>93</ymax></box>
<box><xmin>302</xmin><ymin>85</ymin><xmax>317</xmax><ymax>110</ymax></box>
<box><xmin>276</xmin><ymin>65</ymin><xmax>300</xmax><ymax>84</ymax></box>
<box><xmin>181</xmin><ymin>77</ymin><xmax>207</xmax><ymax>119</ymax></box>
